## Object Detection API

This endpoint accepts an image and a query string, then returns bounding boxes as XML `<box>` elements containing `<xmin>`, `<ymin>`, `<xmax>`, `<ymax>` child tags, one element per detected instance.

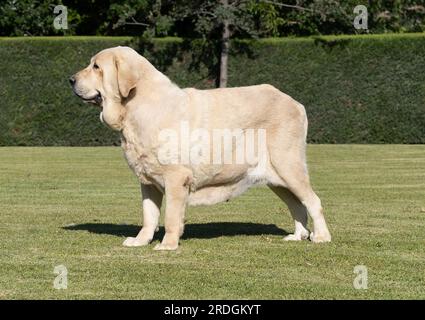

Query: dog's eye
<box><xmin>93</xmin><ymin>63</ymin><xmax>99</xmax><ymax>70</ymax></box>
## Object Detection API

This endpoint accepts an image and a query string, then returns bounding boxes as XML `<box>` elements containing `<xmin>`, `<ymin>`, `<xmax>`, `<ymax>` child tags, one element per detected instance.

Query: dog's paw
<box><xmin>310</xmin><ymin>232</ymin><xmax>331</xmax><ymax>243</ymax></box>
<box><xmin>284</xmin><ymin>230</ymin><xmax>310</xmax><ymax>241</ymax></box>
<box><xmin>283</xmin><ymin>234</ymin><xmax>303</xmax><ymax>241</ymax></box>
<box><xmin>122</xmin><ymin>237</ymin><xmax>151</xmax><ymax>247</ymax></box>
<box><xmin>153</xmin><ymin>242</ymin><xmax>179</xmax><ymax>251</ymax></box>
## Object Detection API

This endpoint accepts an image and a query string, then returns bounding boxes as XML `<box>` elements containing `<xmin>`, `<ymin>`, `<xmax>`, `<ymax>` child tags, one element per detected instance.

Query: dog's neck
<box><xmin>101</xmin><ymin>58</ymin><xmax>183</xmax><ymax>132</ymax></box>
<box><xmin>138</xmin><ymin>59</ymin><xmax>179</xmax><ymax>97</ymax></box>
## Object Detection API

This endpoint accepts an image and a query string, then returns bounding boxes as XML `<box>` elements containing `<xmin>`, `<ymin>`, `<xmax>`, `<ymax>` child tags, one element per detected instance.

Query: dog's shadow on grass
<box><xmin>63</xmin><ymin>222</ymin><xmax>288</xmax><ymax>240</ymax></box>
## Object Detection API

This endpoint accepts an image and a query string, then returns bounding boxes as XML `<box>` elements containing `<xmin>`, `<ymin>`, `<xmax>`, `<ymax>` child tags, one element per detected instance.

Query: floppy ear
<box><xmin>115</xmin><ymin>56</ymin><xmax>139</xmax><ymax>98</ymax></box>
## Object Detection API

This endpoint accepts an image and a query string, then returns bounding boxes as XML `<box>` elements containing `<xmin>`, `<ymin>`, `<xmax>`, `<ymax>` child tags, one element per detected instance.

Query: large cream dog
<box><xmin>70</xmin><ymin>46</ymin><xmax>331</xmax><ymax>250</ymax></box>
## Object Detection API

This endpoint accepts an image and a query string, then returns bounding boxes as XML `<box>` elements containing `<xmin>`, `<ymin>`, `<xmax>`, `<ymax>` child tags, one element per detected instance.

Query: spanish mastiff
<box><xmin>70</xmin><ymin>46</ymin><xmax>331</xmax><ymax>250</ymax></box>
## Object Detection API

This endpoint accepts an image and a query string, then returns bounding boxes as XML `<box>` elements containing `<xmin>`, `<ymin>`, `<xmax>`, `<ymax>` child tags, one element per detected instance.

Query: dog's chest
<box><xmin>121</xmin><ymin>136</ymin><xmax>162</xmax><ymax>187</ymax></box>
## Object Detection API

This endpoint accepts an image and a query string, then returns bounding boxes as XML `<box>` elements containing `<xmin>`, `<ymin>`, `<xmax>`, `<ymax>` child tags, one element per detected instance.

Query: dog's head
<box><xmin>70</xmin><ymin>46</ymin><xmax>140</xmax><ymax>130</ymax></box>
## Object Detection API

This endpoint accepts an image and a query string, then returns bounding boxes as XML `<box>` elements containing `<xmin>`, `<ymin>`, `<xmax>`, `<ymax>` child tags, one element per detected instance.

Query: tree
<box><xmin>0</xmin><ymin>0</ymin><xmax>76</xmax><ymax>36</ymax></box>
<box><xmin>172</xmin><ymin>0</ymin><xmax>287</xmax><ymax>87</ymax></box>
<box><xmin>1</xmin><ymin>1</ymin><xmax>424</xmax><ymax>38</ymax></box>
<box><xmin>219</xmin><ymin>0</ymin><xmax>231</xmax><ymax>87</ymax></box>
<box><xmin>1</xmin><ymin>0</ymin><xmax>424</xmax><ymax>86</ymax></box>
<box><xmin>115</xmin><ymin>0</ymin><xmax>284</xmax><ymax>87</ymax></box>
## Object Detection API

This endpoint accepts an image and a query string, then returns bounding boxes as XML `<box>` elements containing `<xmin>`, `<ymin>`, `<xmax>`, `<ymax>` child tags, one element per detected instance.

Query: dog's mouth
<box><xmin>74</xmin><ymin>90</ymin><xmax>103</xmax><ymax>106</ymax></box>
<box><xmin>82</xmin><ymin>92</ymin><xmax>103</xmax><ymax>106</ymax></box>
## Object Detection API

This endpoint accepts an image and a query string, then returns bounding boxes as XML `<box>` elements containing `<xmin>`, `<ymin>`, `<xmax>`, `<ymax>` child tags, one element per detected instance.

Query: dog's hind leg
<box><xmin>269</xmin><ymin>186</ymin><xmax>310</xmax><ymax>241</ymax></box>
<box><xmin>270</xmin><ymin>159</ymin><xmax>331</xmax><ymax>243</ymax></box>
<box><xmin>267</xmin><ymin>118</ymin><xmax>331</xmax><ymax>243</ymax></box>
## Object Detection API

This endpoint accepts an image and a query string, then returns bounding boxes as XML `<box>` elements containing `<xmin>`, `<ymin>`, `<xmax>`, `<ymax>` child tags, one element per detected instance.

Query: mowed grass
<box><xmin>0</xmin><ymin>145</ymin><xmax>424</xmax><ymax>299</ymax></box>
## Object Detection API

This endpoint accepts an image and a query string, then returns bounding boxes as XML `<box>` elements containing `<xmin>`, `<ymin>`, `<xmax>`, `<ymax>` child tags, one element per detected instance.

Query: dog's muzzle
<box><xmin>73</xmin><ymin>88</ymin><xmax>102</xmax><ymax>106</ymax></box>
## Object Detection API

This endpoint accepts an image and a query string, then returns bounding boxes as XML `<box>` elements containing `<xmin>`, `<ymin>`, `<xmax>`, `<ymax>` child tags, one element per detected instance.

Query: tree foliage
<box><xmin>1</xmin><ymin>1</ymin><xmax>424</xmax><ymax>37</ymax></box>
<box><xmin>0</xmin><ymin>0</ymin><xmax>70</xmax><ymax>36</ymax></box>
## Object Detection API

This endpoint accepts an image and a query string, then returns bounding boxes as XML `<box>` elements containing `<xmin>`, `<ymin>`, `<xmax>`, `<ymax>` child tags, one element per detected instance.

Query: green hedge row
<box><xmin>0</xmin><ymin>34</ymin><xmax>424</xmax><ymax>145</ymax></box>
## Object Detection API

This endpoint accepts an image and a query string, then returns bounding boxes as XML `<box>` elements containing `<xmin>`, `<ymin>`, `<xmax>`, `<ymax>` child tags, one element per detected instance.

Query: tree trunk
<box><xmin>219</xmin><ymin>0</ymin><xmax>230</xmax><ymax>88</ymax></box>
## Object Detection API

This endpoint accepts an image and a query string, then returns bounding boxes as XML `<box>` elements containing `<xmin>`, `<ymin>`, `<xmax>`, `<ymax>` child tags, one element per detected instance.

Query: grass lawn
<box><xmin>0</xmin><ymin>145</ymin><xmax>424</xmax><ymax>299</ymax></box>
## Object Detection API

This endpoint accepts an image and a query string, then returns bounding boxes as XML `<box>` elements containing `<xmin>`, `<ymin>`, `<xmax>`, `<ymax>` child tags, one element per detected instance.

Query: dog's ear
<box><xmin>115</xmin><ymin>55</ymin><xmax>139</xmax><ymax>98</ymax></box>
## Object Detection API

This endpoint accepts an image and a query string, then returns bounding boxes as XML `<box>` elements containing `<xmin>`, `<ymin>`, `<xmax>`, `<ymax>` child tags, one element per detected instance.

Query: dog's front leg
<box><xmin>154</xmin><ymin>171</ymin><xmax>190</xmax><ymax>251</ymax></box>
<box><xmin>123</xmin><ymin>184</ymin><xmax>163</xmax><ymax>247</ymax></box>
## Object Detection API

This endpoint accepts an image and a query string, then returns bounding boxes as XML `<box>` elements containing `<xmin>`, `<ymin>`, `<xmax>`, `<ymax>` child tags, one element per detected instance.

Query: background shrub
<box><xmin>0</xmin><ymin>34</ymin><xmax>424</xmax><ymax>145</ymax></box>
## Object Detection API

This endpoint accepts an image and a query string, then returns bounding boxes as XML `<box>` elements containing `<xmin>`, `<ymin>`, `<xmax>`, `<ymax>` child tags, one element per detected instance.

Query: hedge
<box><xmin>0</xmin><ymin>34</ymin><xmax>424</xmax><ymax>145</ymax></box>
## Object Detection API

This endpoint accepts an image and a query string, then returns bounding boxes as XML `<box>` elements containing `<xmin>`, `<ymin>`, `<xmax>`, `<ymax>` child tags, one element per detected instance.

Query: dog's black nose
<box><xmin>69</xmin><ymin>75</ymin><xmax>76</xmax><ymax>85</ymax></box>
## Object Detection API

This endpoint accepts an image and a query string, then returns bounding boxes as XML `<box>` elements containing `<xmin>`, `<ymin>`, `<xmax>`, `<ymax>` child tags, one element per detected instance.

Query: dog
<box><xmin>70</xmin><ymin>46</ymin><xmax>331</xmax><ymax>250</ymax></box>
